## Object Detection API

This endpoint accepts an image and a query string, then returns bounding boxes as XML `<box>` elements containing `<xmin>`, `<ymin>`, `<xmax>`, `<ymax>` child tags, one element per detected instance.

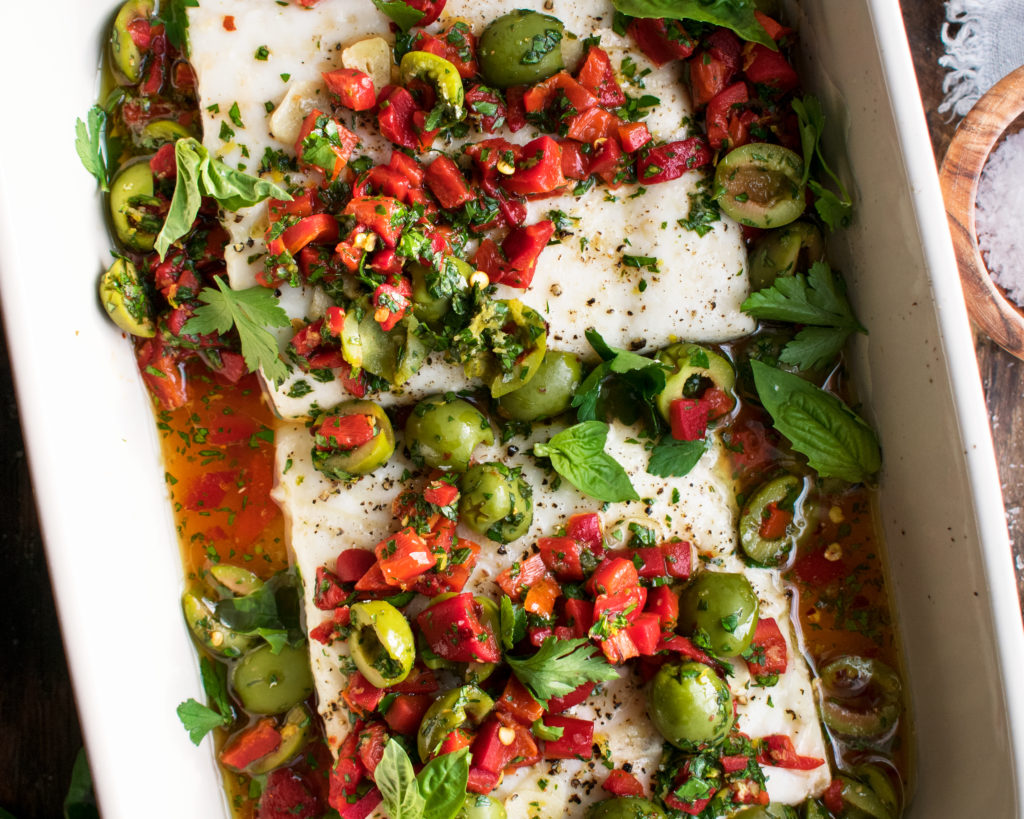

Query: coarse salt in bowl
<box><xmin>975</xmin><ymin>130</ymin><xmax>1024</xmax><ymax>308</ymax></box>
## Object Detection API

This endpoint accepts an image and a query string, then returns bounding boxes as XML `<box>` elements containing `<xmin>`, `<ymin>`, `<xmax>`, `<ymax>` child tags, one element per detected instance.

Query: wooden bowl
<box><xmin>939</xmin><ymin>64</ymin><xmax>1024</xmax><ymax>359</ymax></box>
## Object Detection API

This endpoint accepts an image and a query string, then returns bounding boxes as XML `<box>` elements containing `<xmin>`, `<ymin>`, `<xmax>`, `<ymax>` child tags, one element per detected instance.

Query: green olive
<box><xmin>458</xmin><ymin>794</ymin><xmax>507</xmax><ymax>819</ymax></box>
<box><xmin>836</xmin><ymin>771</ymin><xmax>898</xmax><ymax>819</ymax></box>
<box><xmin>231</xmin><ymin>643</ymin><xmax>314</xmax><ymax>715</ymax></box>
<box><xmin>411</xmin><ymin>257</ymin><xmax>472</xmax><ymax>327</ymax></box>
<box><xmin>139</xmin><ymin>119</ymin><xmax>197</xmax><ymax>149</ymax></box>
<box><xmin>678</xmin><ymin>572</ymin><xmax>759</xmax><ymax>658</ymax></box>
<box><xmin>655</xmin><ymin>343</ymin><xmax>736</xmax><ymax>422</ymax></box>
<box><xmin>347</xmin><ymin>601</ymin><xmax>416</xmax><ymax>689</ymax></box>
<box><xmin>478</xmin><ymin>10</ymin><xmax>565</xmax><ymax>88</ymax></box>
<box><xmin>459</xmin><ymin>462</ymin><xmax>533</xmax><ymax>543</ymax></box>
<box><xmin>182</xmin><ymin>591</ymin><xmax>257</xmax><ymax>658</ymax></box>
<box><xmin>738</xmin><ymin>473</ymin><xmax>812</xmax><ymax>566</ymax></box>
<box><xmin>110</xmin><ymin>0</ymin><xmax>155</xmax><ymax>84</ymax></box>
<box><xmin>463</xmin><ymin>299</ymin><xmax>548</xmax><ymax>398</ymax></box>
<box><xmin>311</xmin><ymin>400</ymin><xmax>395</xmax><ymax>481</ymax></box>
<box><xmin>732</xmin><ymin>807</ymin><xmax>798</xmax><ymax>819</ymax></box>
<box><xmin>647</xmin><ymin>662</ymin><xmax>734</xmax><ymax>752</ymax></box>
<box><xmin>417</xmin><ymin>685</ymin><xmax>494</xmax><ymax>760</ymax></box>
<box><xmin>210</xmin><ymin>564</ymin><xmax>264</xmax><ymax>596</ymax></box>
<box><xmin>406</xmin><ymin>394</ymin><xmax>494</xmax><ymax>473</ymax></box>
<box><xmin>748</xmin><ymin>222</ymin><xmax>826</xmax><ymax>291</ymax></box>
<box><xmin>714</xmin><ymin>143</ymin><xmax>806</xmax><ymax>229</ymax></box>
<box><xmin>248</xmin><ymin>703</ymin><xmax>313</xmax><ymax>774</ymax></box>
<box><xmin>109</xmin><ymin>159</ymin><xmax>162</xmax><ymax>251</ymax></box>
<box><xmin>497</xmin><ymin>351</ymin><xmax>583</xmax><ymax>422</ymax></box>
<box><xmin>99</xmin><ymin>257</ymin><xmax>155</xmax><ymax>337</ymax></box>
<box><xmin>400</xmin><ymin>51</ymin><xmax>466</xmax><ymax>123</ymax></box>
<box><xmin>586</xmin><ymin>797</ymin><xmax>667</xmax><ymax>819</ymax></box>
<box><xmin>818</xmin><ymin>656</ymin><xmax>902</xmax><ymax>739</ymax></box>
<box><xmin>803</xmin><ymin>800</ymin><xmax>830</xmax><ymax>819</ymax></box>
<box><xmin>342</xmin><ymin>299</ymin><xmax>427</xmax><ymax>386</ymax></box>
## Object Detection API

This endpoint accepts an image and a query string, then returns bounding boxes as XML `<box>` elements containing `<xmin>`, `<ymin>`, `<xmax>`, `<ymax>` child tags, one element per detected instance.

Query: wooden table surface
<box><xmin>2</xmin><ymin>1</ymin><xmax>1023</xmax><ymax>815</ymax></box>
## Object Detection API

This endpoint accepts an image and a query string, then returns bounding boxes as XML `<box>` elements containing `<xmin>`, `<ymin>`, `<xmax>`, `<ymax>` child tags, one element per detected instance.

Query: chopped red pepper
<box><xmin>823</xmin><ymin>779</ymin><xmax>845</xmax><ymax>813</ymax></box>
<box><xmin>743</xmin><ymin>43</ymin><xmax>800</xmax><ymax>94</ymax></box>
<box><xmin>328</xmin><ymin>728</ymin><xmax>365</xmax><ymax>805</ymax></box>
<box><xmin>538</xmin><ymin>536</ymin><xmax>585</xmax><ymax>581</ymax></box>
<box><xmin>295</xmin><ymin>110</ymin><xmax>359</xmax><ymax>180</ymax></box>
<box><xmin>316</xmin><ymin>413</ymin><xmax>377</xmax><ymax>450</ymax></box>
<box><xmin>562</xmin><ymin>599</ymin><xmax>594</xmax><ymax>640</ymax></box>
<box><xmin>546</xmin><ymin>680</ymin><xmax>595</xmax><ymax>714</ymax></box>
<box><xmin>542</xmin><ymin>715</ymin><xmax>594</xmax><ymax>760</ymax></box>
<box><xmin>497</xmin><ymin>675</ymin><xmax>544</xmax><ymax>725</ymax></box>
<box><xmin>384</xmin><ymin>694</ymin><xmax>432</xmax><ymax>735</ymax></box>
<box><xmin>424</xmin><ymin>155</ymin><xmax>474</xmax><ymax>209</ymax></box>
<box><xmin>522</xmin><ymin>72</ymin><xmax>598</xmax><ymax>115</ymax></box>
<box><xmin>576</xmin><ymin>46</ymin><xmax>626</xmax><ymax>107</ymax></box>
<box><xmin>371</xmin><ymin>276</ymin><xmax>414</xmax><ymax>331</ymax></box>
<box><xmin>219</xmin><ymin>718</ymin><xmax>282</xmax><ymax>771</ymax></box>
<box><xmin>523</xmin><ymin>574</ymin><xmax>561</xmax><ymax>619</ymax></box>
<box><xmin>258</xmin><ymin>768</ymin><xmax>321</xmax><ymax>819</ymax></box>
<box><xmin>706</xmin><ymin>81</ymin><xmax>751</xmax><ymax>151</ymax></box>
<box><xmin>466</xmin><ymin>85</ymin><xmax>506</xmax><ymax>132</ymax></box>
<box><xmin>587</xmin><ymin>557</ymin><xmax>640</xmax><ymax>597</ymax></box>
<box><xmin>322</xmin><ymin>68</ymin><xmax>377</xmax><ymax>111</ymax></box>
<box><xmin>627</xmin><ymin>18</ymin><xmax>695</xmax><ymax>66</ymax></box>
<box><xmin>343</xmin><ymin>672</ymin><xmax>385</xmax><ymax>716</ymax></box>
<box><xmin>756</xmin><ymin>734</ymin><xmax>824</xmax><ymax>770</ymax></box>
<box><xmin>566</xmin><ymin>107</ymin><xmax>622</xmax><ymax>144</ymax></box>
<box><xmin>669</xmin><ymin>397</ymin><xmax>710</xmax><ymax>441</ymax></box>
<box><xmin>625</xmin><ymin>612</ymin><xmax>661</xmax><ymax>656</ymax></box>
<box><xmin>603</xmin><ymin>769</ymin><xmax>644</xmax><ymax>797</ymax></box>
<box><xmin>645</xmin><ymin>585</ymin><xmax>679</xmax><ymax>632</ymax></box>
<box><xmin>354</xmin><ymin>562</ymin><xmax>399</xmax><ymax>593</ymax></box>
<box><xmin>342</xmin><ymin>196</ymin><xmax>407</xmax><ymax>248</ymax></box>
<box><xmin>618</xmin><ymin>121</ymin><xmax>653</xmax><ymax>153</ymax></box>
<box><xmin>313</xmin><ymin>566</ymin><xmax>347</xmax><ymax>610</ymax></box>
<box><xmin>356</xmin><ymin>722</ymin><xmax>389</xmax><ymax>775</ymax></box>
<box><xmin>502</xmin><ymin>136</ymin><xmax>566</xmax><ymax>196</ymax></box>
<box><xmin>374</xmin><ymin>526</ymin><xmax>436</xmax><ymax>586</ymax></box>
<box><xmin>566</xmin><ymin>513</ymin><xmax>604</xmax><ymax>555</ymax></box>
<box><xmin>758</xmin><ymin>502</ymin><xmax>792</xmax><ymax>540</ymax></box>
<box><xmin>638</xmin><ymin>138</ymin><xmax>713</xmax><ymax>184</ymax></box>
<box><xmin>415</xmin><ymin>593</ymin><xmax>501</xmax><ymax>663</ymax></box>
<box><xmin>496</xmin><ymin>553</ymin><xmax>548</xmax><ymax>601</ymax></box>
<box><xmin>746</xmin><ymin>617</ymin><xmax>788</xmax><ymax>680</ymax></box>
<box><xmin>377</xmin><ymin>86</ymin><xmax>421</xmax><ymax>150</ymax></box>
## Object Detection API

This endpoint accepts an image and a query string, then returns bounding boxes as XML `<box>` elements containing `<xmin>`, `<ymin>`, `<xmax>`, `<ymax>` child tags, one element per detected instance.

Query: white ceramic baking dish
<box><xmin>0</xmin><ymin>0</ymin><xmax>1021</xmax><ymax>816</ymax></box>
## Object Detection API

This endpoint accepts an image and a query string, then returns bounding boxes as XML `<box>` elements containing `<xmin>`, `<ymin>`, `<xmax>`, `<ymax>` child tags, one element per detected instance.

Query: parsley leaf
<box><xmin>611</xmin><ymin>0</ymin><xmax>776</xmax><ymax>49</ymax></box>
<box><xmin>647</xmin><ymin>436</ymin><xmax>708</xmax><ymax>478</ymax></box>
<box><xmin>792</xmin><ymin>96</ymin><xmax>853</xmax><ymax>230</ymax></box>
<box><xmin>531</xmin><ymin>718</ymin><xmax>565</xmax><ymax>741</ymax></box>
<box><xmin>176</xmin><ymin>699</ymin><xmax>229</xmax><ymax>745</ymax></box>
<box><xmin>534</xmin><ymin>421</ymin><xmax>639</xmax><ymax>503</ymax></box>
<box><xmin>182</xmin><ymin>276</ymin><xmax>291</xmax><ymax>382</ymax></box>
<box><xmin>521</xmin><ymin>28</ymin><xmax>563</xmax><ymax>65</ymax></box>
<box><xmin>741</xmin><ymin>262</ymin><xmax>865</xmax><ymax>370</ymax></box>
<box><xmin>500</xmin><ymin>594</ymin><xmax>527</xmax><ymax>651</ymax></box>
<box><xmin>678</xmin><ymin>189</ymin><xmax>721</xmax><ymax>237</ymax></box>
<box><xmin>370</xmin><ymin>0</ymin><xmax>424</xmax><ymax>31</ymax></box>
<box><xmin>158</xmin><ymin>0</ymin><xmax>199</xmax><ymax>55</ymax></box>
<box><xmin>74</xmin><ymin>106</ymin><xmax>109</xmax><ymax>192</ymax></box>
<box><xmin>505</xmin><ymin>637</ymin><xmax>619</xmax><ymax>707</ymax></box>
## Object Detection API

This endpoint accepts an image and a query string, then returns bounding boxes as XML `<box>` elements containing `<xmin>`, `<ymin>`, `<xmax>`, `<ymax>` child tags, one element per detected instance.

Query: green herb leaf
<box><xmin>159</xmin><ymin>0</ymin><xmax>199</xmax><ymax>55</ymax></box>
<box><xmin>182</xmin><ymin>276</ymin><xmax>290</xmax><ymax>382</ymax></box>
<box><xmin>213</xmin><ymin>572</ymin><xmax>303</xmax><ymax>650</ymax></box>
<box><xmin>534</xmin><ymin>421</ymin><xmax>639</xmax><ymax>503</ymax></box>
<box><xmin>63</xmin><ymin>748</ymin><xmax>99</xmax><ymax>819</ymax></box>
<box><xmin>199</xmin><ymin>657</ymin><xmax>233</xmax><ymax>719</ymax></box>
<box><xmin>751</xmin><ymin>360</ymin><xmax>881</xmax><ymax>483</ymax></box>
<box><xmin>792</xmin><ymin>96</ymin><xmax>853</xmax><ymax>230</ymax></box>
<box><xmin>647</xmin><ymin>436</ymin><xmax>707</xmax><ymax>478</ymax></box>
<box><xmin>418</xmin><ymin>748</ymin><xmax>469</xmax><ymax>819</ymax></box>
<box><xmin>155</xmin><ymin>138</ymin><xmax>291</xmax><ymax>260</ymax></box>
<box><xmin>500</xmin><ymin>594</ymin><xmax>527</xmax><ymax>651</ymax></box>
<box><xmin>521</xmin><ymin>28</ymin><xmax>563</xmax><ymax>65</ymax></box>
<box><xmin>531</xmin><ymin>718</ymin><xmax>565</xmax><ymax>741</ymax></box>
<box><xmin>505</xmin><ymin>637</ymin><xmax>619</xmax><ymax>707</ymax></box>
<box><xmin>678</xmin><ymin>189</ymin><xmax>721</xmax><ymax>237</ymax></box>
<box><xmin>376</xmin><ymin>739</ymin><xmax>427</xmax><ymax>819</ymax></box>
<box><xmin>370</xmin><ymin>0</ymin><xmax>424</xmax><ymax>31</ymax></box>
<box><xmin>611</xmin><ymin>0</ymin><xmax>775</xmax><ymax>49</ymax></box>
<box><xmin>176</xmin><ymin>699</ymin><xmax>230</xmax><ymax>745</ymax></box>
<box><xmin>74</xmin><ymin>106</ymin><xmax>109</xmax><ymax>192</ymax></box>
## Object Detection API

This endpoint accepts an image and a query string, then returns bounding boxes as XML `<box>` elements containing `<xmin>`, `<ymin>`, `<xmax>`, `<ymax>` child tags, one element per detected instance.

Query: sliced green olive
<box><xmin>347</xmin><ymin>601</ymin><xmax>415</xmax><ymax>689</ymax></box>
<box><xmin>587</xmin><ymin>797</ymin><xmax>667</xmax><ymax>819</ymax></box>
<box><xmin>818</xmin><ymin>656</ymin><xmax>902</xmax><ymax>739</ymax></box>
<box><xmin>99</xmin><ymin>257</ymin><xmax>155</xmax><ymax>337</ymax></box>
<box><xmin>647</xmin><ymin>661</ymin><xmax>734</xmax><ymax>752</ymax></box>
<box><xmin>837</xmin><ymin>770</ymin><xmax>898</xmax><ymax>819</ymax></box>
<box><xmin>458</xmin><ymin>793</ymin><xmax>507</xmax><ymax>819</ymax></box>
<box><xmin>248</xmin><ymin>704</ymin><xmax>313</xmax><ymax>774</ymax></box>
<box><xmin>714</xmin><ymin>143</ymin><xmax>806</xmax><ymax>229</ymax></box>
<box><xmin>463</xmin><ymin>298</ymin><xmax>547</xmax><ymax>398</ymax></box>
<box><xmin>417</xmin><ymin>684</ymin><xmax>494</xmax><ymax>760</ymax></box>
<box><xmin>411</xmin><ymin>256</ymin><xmax>472</xmax><ymax>327</ymax></box>
<box><xmin>110</xmin><ymin>159</ymin><xmax>162</xmax><ymax>251</ymax></box>
<box><xmin>497</xmin><ymin>350</ymin><xmax>583</xmax><ymax>422</ymax></box>
<box><xmin>210</xmin><ymin>564</ymin><xmax>264</xmax><ymax>597</ymax></box>
<box><xmin>738</xmin><ymin>473</ymin><xmax>812</xmax><ymax>566</ymax></box>
<box><xmin>849</xmin><ymin>764</ymin><xmax>901</xmax><ymax>818</ymax></box>
<box><xmin>311</xmin><ymin>400</ymin><xmax>395</xmax><ymax>481</ymax></box>
<box><xmin>748</xmin><ymin>221</ymin><xmax>826</xmax><ymax>291</ymax></box>
<box><xmin>139</xmin><ymin>119</ymin><xmax>196</xmax><ymax>149</ymax></box>
<box><xmin>182</xmin><ymin>591</ymin><xmax>257</xmax><ymax>658</ymax></box>
<box><xmin>110</xmin><ymin>0</ymin><xmax>155</xmax><ymax>84</ymax></box>
<box><xmin>459</xmin><ymin>462</ymin><xmax>533</xmax><ymax>543</ymax></box>
<box><xmin>405</xmin><ymin>394</ymin><xmax>494</xmax><ymax>473</ymax></box>
<box><xmin>478</xmin><ymin>10</ymin><xmax>565</xmax><ymax>88</ymax></box>
<box><xmin>732</xmin><ymin>807</ymin><xmax>799</xmax><ymax>819</ymax></box>
<box><xmin>655</xmin><ymin>343</ymin><xmax>736</xmax><ymax>422</ymax></box>
<box><xmin>803</xmin><ymin>800</ymin><xmax>830</xmax><ymax>819</ymax></box>
<box><xmin>400</xmin><ymin>51</ymin><xmax>465</xmax><ymax>124</ymax></box>
<box><xmin>678</xmin><ymin>572</ymin><xmax>759</xmax><ymax>658</ymax></box>
<box><xmin>231</xmin><ymin>642</ymin><xmax>314</xmax><ymax>715</ymax></box>
<box><xmin>344</xmin><ymin>301</ymin><xmax>427</xmax><ymax>386</ymax></box>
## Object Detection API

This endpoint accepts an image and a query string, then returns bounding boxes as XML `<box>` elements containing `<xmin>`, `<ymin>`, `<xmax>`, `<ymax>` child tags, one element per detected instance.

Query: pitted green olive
<box><xmin>110</xmin><ymin>0</ymin><xmax>155</xmax><ymax>84</ymax></box>
<box><xmin>248</xmin><ymin>703</ymin><xmax>313</xmax><ymax>774</ymax></box>
<box><xmin>311</xmin><ymin>400</ymin><xmax>395</xmax><ymax>480</ymax></box>
<box><xmin>182</xmin><ymin>591</ymin><xmax>257</xmax><ymax>658</ymax></box>
<box><xmin>803</xmin><ymin>800</ymin><xmax>830</xmax><ymax>819</ymax></box>
<box><xmin>411</xmin><ymin>257</ymin><xmax>472</xmax><ymax>327</ymax></box>
<box><xmin>852</xmin><ymin>765</ymin><xmax>900</xmax><ymax>817</ymax></box>
<box><xmin>231</xmin><ymin>643</ymin><xmax>314</xmax><ymax>715</ymax></box>
<box><xmin>478</xmin><ymin>10</ymin><xmax>565</xmax><ymax>88</ymax></box>
<box><xmin>210</xmin><ymin>564</ymin><xmax>264</xmax><ymax>596</ymax></box>
<box><xmin>748</xmin><ymin>221</ymin><xmax>826</xmax><ymax>291</ymax></box>
<box><xmin>99</xmin><ymin>257</ymin><xmax>155</xmax><ymax>337</ymax></box>
<box><xmin>497</xmin><ymin>350</ymin><xmax>583</xmax><ymax>422</ymax></box>
<box><xmin>738</xmin><ymin>474</ymin><xmax>812</xmax><ymax>566</ymax></box>
<box><xmin>406</xmin><ymin>394</ymin><xmax>494</xmax><ymax>473</ymax></box>
<box><xmin>140</xmin><ymin>119</ymin><xmax>197</xmax><ymax>149</ymax></box>
<box><xmin>417</xmin><ymin>684</ymin><xmax>494</xmax><ymax>760</ymax></box>
<box><xmin>647</xmin><ymin>661</ymin><xmax>733</xmax><ymax>751</ymax></box>
<box><xmin>836</xmin><ymin>769</ymin><xmax>898</xmax><ymax>819</ymax></box>
<box><xmin>655</xmin><ymin>343</ymin><xmax>736</xmax><ymax>422</ymax></box>
<box><xmin>110</xmin><ymin>159</ymin><xmax>162</xmax><ymax>251</ymax></box>
<box><xmin>678</xmin><ymin>572</ymin><xmax>759</xmax><ymax>658</ymax></box>
<box><xmin>586</xmin><ymin>797</ymin><xmax>667</xmax><ymax>819</ymax></box>
<box><xmin>458</xmin><ymin>793</ymin><xmax>507</xmax><ymax>819</ymax></box>
<box><xmin>347</xmin><ymin>601</ymin><xmax>415</xmax><ymax>689</ymax></box>
<box><xmin>459</xmin><ymin>462</ymin><xmax>533</xmax><ymax>543</ymax></box>
<box><xmin>400</xmin><ymin>51</ymin><xmax>465</xmax><ymax>123</ymax></box>
<box><xmin>462</xmin><ymin>298</ymin><xmax>547</xmax><ymax>398</ymax></box>
<box><xmin>714</xmin><ymin>143</ymin><xmax>806</xmax><ymax>229</ymax></box>
<box><xmin>341</xmin><ymin>299</ymin><xmax>426</xmax><ymax>386</ymax></box>
<box><xmin>732</xmin><ymin>807</ymin><xmax>798</xmax><ymax>819</ymax></box>
<box><xmin>818</xmin><ymin>656</ymin><xmax>902</xmax><ymax>739</ymax></box>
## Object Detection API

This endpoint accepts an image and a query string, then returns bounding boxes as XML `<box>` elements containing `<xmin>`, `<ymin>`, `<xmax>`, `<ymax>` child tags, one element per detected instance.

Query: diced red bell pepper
<box><xmin>793</xmin><ymin>547</ymin><xmax>846</xmax><ymax>586</ymax></box>
<box><xmin>497</xmin><ymin>675</ymin><xmax>544</xmax><ymax>725</ymax></box>
<box><xmin>258</xmin><ymin>768</ymin><xmax>320</xmax><ymax>819</ymax></box>
<box><xmin>317</xmin><ymin>413</ymin><xmax>377</xmax><ymax>451</ymax></box>
<box><xmin>435</xmin><ymin>727</ymin><xmax>475</xmax><ymax>758</ymax></box>
<box><xmin>576</xmin><ymin>46</ymin><xmax>626</xmax><ymax>107</ymax></box>
<box><xmin>466</xmin><ymin>85</ymin><xmax>506</xmax><ymax>133</ymax></box>
<box><xmin>136</xmin><ymin>338</ymin><xmax>188</xmax><ymax>410</ymax></box>
<box><xmin>337</xmin><ymin>787</ymin><xmax>382</xmax><ymax>819</ymax></box>
<box><xmin>467</xmin><ymin>766</ymin><xmax>501</xmax><ymax>795</ymax></box>
<box><xmin>759</xmin><ymin>502</ymin><xmax>792</xmax><ymax>540</ymax></box>
<box><xmin>415</xmin><ymin>593</ymin><xmax>501</xmax><ymax>663</ymax></box>
<box><xmin>689</xmin><ymin>50</ymin><xmax>734</xmax><ymax>109</ymax></box>
<box><xmin>586</xmin><ymin>135</ymin><xmax>625</xmax><ymax>186</ymax></box>
<box><xmin>529</xmin><ymin>625</ymin><xmax>553</xmax><ymax>648</ymax></box>
<box><xmin>496</xmin><ymin>553</ymin><xmax>548</xmax><ymax>601</ymax></box>
<box><xmin>542</xmin><ymin>715</ymin><xmax>594</xmax><ymax>760</ymax></box>
<box><xmin>269</xmin><ymin>189</ymin><xmax>318</xmax><ymax>223</ymax></box>
<box><xmin>377</xmin><ymin>86</ymin><xmax>420</xmax><ymax>150</ymax></box>
<box><xmin>720</xmin><ymin>754</ymin><xmax>750</xmax><ymax>774</ymax></box>
<box><xmin>708</xmin><ymin>28</ymin><xmax>743</xmax><ymax>75</ymax></box>
<box><xmin>296</xmin><ymin>110</ymin><xmax>359</xmax><ymax>180</ymax></box>
<box><xmin>469</xmin><ymin>717</ymin><xmax>512</xmax><ymax>774</ymax></box>
<box><xmin>314</xmin><ymin>566</ymin><xmax>348</xmax><ymax>610</ymax></box>
<box><xmin>386</xmin><ymin>664</ymin><xmax>439</xmax><ymax>695</ymax></box>
<box><xmin>754</xmin><ymin>10</ymin><xmax>792</xmax><ymax>41</ymax></box>
<box><xmin>567</xmin><ymin>513</ymin><xmax>604</xmax><ymax>555</ymax></box>
<box><xmin>424</xmin><ymin>155</ymin><xmax>474</xmax><ymax>209</ymax></box>
<box><xmin>562</xmin><ymin>599</ymin><xmax>594</xmax><ymax>640</ymax></box>
<box><xmin>389</xmin><ymin>151</ymin><xmax>425</xmax><ymax>186</ymax></box>
<box><xmin>560</xmin><ymin>139</ymin><xmax>590</xmax><ymax>180</ymax></box>
<box><xmin>184</xmin><ymin>470</ymin><xmax>233</xmax><ymax>511</ymax></box>
<box><xmin>824</xmin><ymin>779</ymin><xmax>845</xmax><ymax>814</ymax></box>
<box><xmin>664</xmin><ymin>761</ymin><xmax>713</xmax><ymax>814</ymax></box>
<box><xmin>587</xmin><ymin>557</ymin><xmax>640</xmax><ymax>597</ymax></box>
<box><xmin>375</xmin><ymin>527</ymin><xmax>436</xmax><ymax>586</ymax></box>
<box><xmin>592</xmin><ymin>586</ymin><xmax>647</xmax><ymax>634</ymax></box>
<box><xmin>328</xmin><ymin>729</ymin><xmax>365</xmax><ymax>805</ymax></box>
<box><xmin>436</xmin><ymin>22</ymin><xmax>478</xmax><ymax>78</ymax></box>
<box><xmin>546</xmin><ymin>681</ymin><xmax>595</xmax><ymax>715</ymax></box>
<box><xmin>343</xmin><ymin>672</ymin><xmax>385</xmax><ymax>716</ymax></box>
<box><xmin>220</xmin><ymin>718</ymin><xmax>282</xmax><ymax>771</ymax></box>
<box><xmin>384</xmin><ymin>694</ymin><xmax>432</xmax><ymax>736</ymax></box>
<box><xmin>403</xmin><ymin>0</ymin><xmax>446</xmax><ymax>26</ymax></box>
<box><xmin>628</xmin><ymin>18</ymin><xmax>695</xmax><ymax>66</ymax></box>
<box><xmin>502</xmin><ymin>136</ymin><xmax>565</xmax><ymax>196</ymax></box>
<box><xmin>335</xmin><ymin>549</ymin><xmax>377</xmax><ymax>583</ymax></box>
<box><xmin>566</xmin><ymin>107</ymin><xmax>621</xmax><ymax>144</ymax></box>
<box><xmin>706</xmin><ymin>81</ymin><xmax>750</xmax><ymax>151</ymax></box>
<box><xmin>356</xmin><ymin>722</ymin><xmax>389</xmax><ymax>775</ymax></box>
<box><xmin>538</xmin><ymin>536</ymin><xmax>585</xmax><ymax>581</ymax></box>
<box><xmin>503</xmin><ymin>219</ymin><xmax>555</xmax><ymax>270</ymax></box>
<box><xmin>756</xmin><ymin>734</ymin><xmax>824</xmax><ymax>770</ymax></box>
<box><xmin>743</xmin><ymin>44</ymin><xmax>800</xmax><ymax>94</ymax></box>
<box><xmin>505</xmin><ymin>86</ymin><xmax>527</xmax><ymax>132</ymax></box>
<box><xmin>600</xmin><ymin>628</ymin><xmax>639</xmax><ymax>664</ymax></box>
<box><xmin>630</xmin><ymin>547</ymin><xmax>667</xmax><ymax>579</ymax></box>
<box><xmin>497</xmin><ymin>713</ymin><xmax>541</xmax><ymax>770</ymax></box>
<box><xmin>354</xmin><ymin>562</ymin><xmax>399</xmax><ymax>593</ymax></box>
<box><xmin>371</xmin><ymin>276</ymin><xmax>413</xmax><ymax>331</ymax></box>
<box><xmin>523</xmin><ymin>574</ymin><xmax>561</xmax><ymax>619</ymax></box>
<box><xmin>343</xmin><ymin>196</ymin><xmax>407</xmax><ymax>248</ymax></box>
<box><xmin>646</xmin><ymin>585</ymin><xmax>679</xmax><ymax>632</ymax></box>
<box><xmin>310</xmin><ymin>607</ymin><xmax>350</xmax><ymax>645</ymax></box>
<box><xmin>625</xmin><ymin>612</ymin><xmax>661</xmax><ymax>656</ymax></box>
<box><xmin>603</xmin><ymin>769</ymin><xmax>644</xmax><ymax>797</ymax></box>
<box><xmin>617</xmin><ymin>121</ymin><xmax>652</xmax><ymax>153</ymax></box>
<box><xmin>411</xmin><ymin>109</ymin><xmax>440</xmax><ymax>151</ymax></box>
<box><xmin>523</xmin><ymin>72</ymin><xmax>598</xmax><ymax>115</ymax></box>
<box><xmin>670</xmin><ymin>397</ymin><xmax>710</xmax><ymax>442</ymax></box>
<box><xmin>355</xmin><ymin>166</ymin><xmax>411</xmax><ymax>203</ymax></box>
<box><xmin>423</xmin><ymin>479</ymin><xmax>459</xmax><ymax>507</ymax></box>
<box><xmin>638</xmin><ymin>138</ymin><xmax>712</xmax><ymax>184</ymax></box>
<box><xmin>657</xmin><ymin>635</ymin><xmax>719</xmax><ymax>670</ymax></box>
<box><xmin>150</xmin><ymin>142</ymin><xmax>177</xmax><ymax>179</ymax></box>
<box><xmin>661</xmin><ymin>540</ymin><xmax>692</xmax><ymax>579</ymax></box>
<box><xmin>323</xmin><ymin>68</ymin><xmax>377</xmax><ymax>111</ymax></box>
<box><xmin>747</xmin><ymin>617</ymin><xmax>788</xmax><ymax>680</ymax></box>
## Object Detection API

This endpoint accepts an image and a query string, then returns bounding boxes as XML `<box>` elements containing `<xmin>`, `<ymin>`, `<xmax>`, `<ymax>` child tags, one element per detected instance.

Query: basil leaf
<box><xmin>213</xmin><ymin>574</ymin><xmax>303</xmax><ymax>652</ymax></box>
<box><xmin>611</xmin><ymin>0</ymin><xmax>776</xmax><ymax>49</ymax></box>
<box><xmin>418</xmin><ymin>748</ymin><xmax>469</xmax><ymax>819</ymax></box>
<box><xmin>370</xmin><ymin>0</ymin><xmax>424</xmax><ymax>31</ymax></box>
<box><xmin>63</xmin><ymin>748</ymin><xmax>99</xmax><ymax>819</ymax></box>
<box><xmin>647</xmin><ymin>436</ymin><xmax>707</xmax><ymax>478</ymax></box>
<box><xmin>573</xmin><ymin>329</ymin><xmax>667</xmax><ymax>430</ymax></box>
<box><xmin>534</xmin><ymin>421</ymin><xmax>639</xmax><ymax>503</ymax></box>
<box><xmin>377</xmin><ymin>740</ymin><xmax>426</xmax><ymax>819</ymax></box>
<box><xmin>751</xmin><ymin>360</ymin><xmax>880</xmax><ymax>483</ymax></box>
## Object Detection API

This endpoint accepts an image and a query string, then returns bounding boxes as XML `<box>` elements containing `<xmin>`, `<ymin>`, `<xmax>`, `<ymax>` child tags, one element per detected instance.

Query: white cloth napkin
<box><xmin>939</xmin><ymin>0</ymin><xmax>1024</xmax><ymax>117</ymax></box>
